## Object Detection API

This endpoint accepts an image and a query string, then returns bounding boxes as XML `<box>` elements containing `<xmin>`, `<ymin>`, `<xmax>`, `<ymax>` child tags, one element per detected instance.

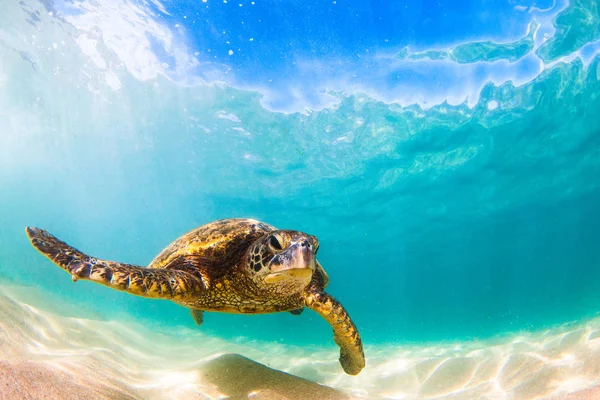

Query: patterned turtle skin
<box><xmin>25</xmin><ymin>218</ymin><xmax>365</xmax><ymax>375</ymax></box>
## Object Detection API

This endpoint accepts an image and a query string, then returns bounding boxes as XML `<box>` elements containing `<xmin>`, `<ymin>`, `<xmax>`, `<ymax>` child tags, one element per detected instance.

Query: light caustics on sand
<box><xmin>2</xmin><ymin>284</ymin><xmax>600</xmax><ymax>399</ymax></box>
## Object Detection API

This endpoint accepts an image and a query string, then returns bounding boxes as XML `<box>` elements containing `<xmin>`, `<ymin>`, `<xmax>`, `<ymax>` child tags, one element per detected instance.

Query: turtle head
<box><xmin>246</xmin><ymin>230</ymin><xmax>319</xmax><ymax>294</ymax></box>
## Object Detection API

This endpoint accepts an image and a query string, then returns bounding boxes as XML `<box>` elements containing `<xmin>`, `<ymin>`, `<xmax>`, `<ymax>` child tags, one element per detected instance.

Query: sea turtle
<box><xmin>25</xmin><ymin>218</ymin><xmax>365</xmax><ymax>375</ymax></box>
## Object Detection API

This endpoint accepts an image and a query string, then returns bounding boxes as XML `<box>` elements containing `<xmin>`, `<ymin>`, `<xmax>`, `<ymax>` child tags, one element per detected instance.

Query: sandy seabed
<box><xmin>0</xmin><ymin>284</ymin><xmax>599</xmax><ymax>400</ymax></box>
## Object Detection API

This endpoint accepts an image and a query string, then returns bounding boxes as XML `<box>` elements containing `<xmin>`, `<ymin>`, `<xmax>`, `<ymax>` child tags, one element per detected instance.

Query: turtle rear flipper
<box><xmin>190</xmin><ymin>308</ymin><xmax>204</xmax><ymax>326</ymax></box>
<box><xmin>25</xmin><ymin>227</ymin><xmax>205</xmax><ymax>301</ymax></box>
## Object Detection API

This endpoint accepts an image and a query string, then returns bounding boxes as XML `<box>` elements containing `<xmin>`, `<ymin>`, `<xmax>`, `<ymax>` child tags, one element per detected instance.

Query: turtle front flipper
<box><xmin>25</xmin><ymin>227</ymin><xmax>205</xmax><ymax>301</ymax></box>
<box><xmin>305</xmin><ymin>291</ymin><xmax>365</xmax><ymax>375</ymax></box>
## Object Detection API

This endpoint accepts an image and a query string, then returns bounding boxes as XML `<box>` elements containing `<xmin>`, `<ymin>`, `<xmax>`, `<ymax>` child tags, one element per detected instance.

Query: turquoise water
<box><xmin>1</xmin><ymin>0</ymin><xmax>600</xmax><ymax>356</ymax></box>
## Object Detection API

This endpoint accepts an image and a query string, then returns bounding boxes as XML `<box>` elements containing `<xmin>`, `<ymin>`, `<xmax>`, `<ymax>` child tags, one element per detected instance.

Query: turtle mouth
<box><xmin>264</xmin><ymin>267</ymin><xmax>313</xmax><ymax>284</ymax></box>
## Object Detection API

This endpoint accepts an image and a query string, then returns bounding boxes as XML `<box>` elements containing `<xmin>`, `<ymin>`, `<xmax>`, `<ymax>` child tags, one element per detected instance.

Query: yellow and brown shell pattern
<box><xmin>25</xmin><ymin>218</ymin><xmax>365</xmax><ymax>375</ymax></box>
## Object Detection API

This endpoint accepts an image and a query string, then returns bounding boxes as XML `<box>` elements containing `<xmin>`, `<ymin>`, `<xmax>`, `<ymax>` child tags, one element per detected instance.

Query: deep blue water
<box><xmin>1</xmin><ymin>0</ymin><xmax>600</xmax><ymax>349</ymax></box>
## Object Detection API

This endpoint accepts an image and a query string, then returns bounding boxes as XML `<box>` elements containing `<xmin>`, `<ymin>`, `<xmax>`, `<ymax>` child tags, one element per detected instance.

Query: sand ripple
<box><xmin>1</xmin><ymin>284</ymin><xmax>599</xmax><ymax>399</ymax></box>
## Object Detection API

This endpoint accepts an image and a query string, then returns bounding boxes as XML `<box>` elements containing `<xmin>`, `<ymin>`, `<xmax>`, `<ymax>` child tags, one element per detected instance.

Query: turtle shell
<box><xmin>149</xmin><ymin>218</ymin><xmax>275</xmax><ymax>270</ymax></box>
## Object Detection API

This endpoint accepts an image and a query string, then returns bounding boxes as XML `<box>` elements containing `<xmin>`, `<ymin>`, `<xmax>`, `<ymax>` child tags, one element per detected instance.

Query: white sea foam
<box><xmin>40</xmin><ymin>0</ymin><xmax>599</xmax><ymax>114</ymax></box>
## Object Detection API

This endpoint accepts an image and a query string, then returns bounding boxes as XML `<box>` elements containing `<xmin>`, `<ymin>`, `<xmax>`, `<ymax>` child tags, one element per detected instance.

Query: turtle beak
<box><xmin>264</xmin><ymin>242</ymin><xmax>315</xmax><ymax>284</ymax></box>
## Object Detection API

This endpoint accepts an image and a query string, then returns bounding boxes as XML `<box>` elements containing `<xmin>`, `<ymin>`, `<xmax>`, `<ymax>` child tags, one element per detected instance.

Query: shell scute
<box><xmin>148</xmin><ymin>218</ymin><xmax>275</xmax><ymax>273</ymax></box>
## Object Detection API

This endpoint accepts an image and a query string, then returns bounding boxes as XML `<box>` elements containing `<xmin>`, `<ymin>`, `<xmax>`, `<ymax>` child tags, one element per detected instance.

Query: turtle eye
<box><xmin>269</xmin><ymin>235</ymin><xmax>283</xmax><ymax>251</ymax></box>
